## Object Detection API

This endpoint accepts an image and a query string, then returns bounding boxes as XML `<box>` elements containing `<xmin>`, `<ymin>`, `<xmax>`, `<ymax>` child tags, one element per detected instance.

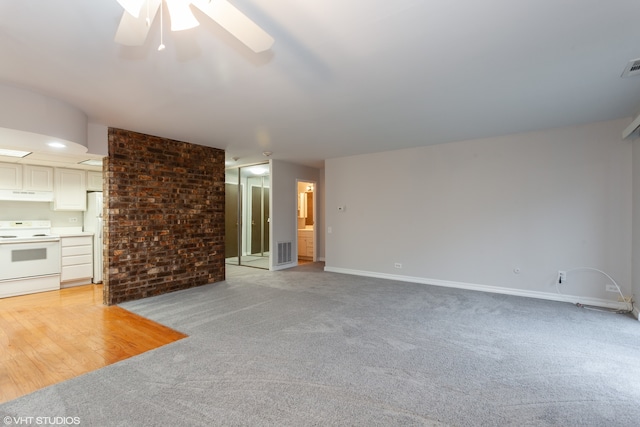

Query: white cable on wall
<box><xmin>557</xmin><ymin>267</ymin><xmax>633</xmax><ymax>313</ymax></box>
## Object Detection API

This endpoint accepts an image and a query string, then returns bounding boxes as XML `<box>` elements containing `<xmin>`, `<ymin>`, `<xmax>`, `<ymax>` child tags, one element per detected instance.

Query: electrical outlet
<box><xmin>605</xmin><ymin>284</ymin><xmax>619</xmax><ymax>293</ymax></box>
<box><xmin>394</xmin><ymin>263</ymin><xmax>402</xmax><ymax>269</ymax></box>
<box><xmin>557</xmin><ymin>271</ymin><xmax>566</xmax><ymax>284</ymax></box>
<box><xmin>69</xmin><ymin>217</ymin><xmax>78</xmax><ymax>223</ymax></box>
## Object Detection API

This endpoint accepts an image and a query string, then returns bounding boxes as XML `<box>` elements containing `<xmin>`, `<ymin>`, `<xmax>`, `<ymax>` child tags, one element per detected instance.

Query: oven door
<box><xmin>0</xmin><ymin>240</ymin><xmax>61</xmax><ymax>281</ymax></box>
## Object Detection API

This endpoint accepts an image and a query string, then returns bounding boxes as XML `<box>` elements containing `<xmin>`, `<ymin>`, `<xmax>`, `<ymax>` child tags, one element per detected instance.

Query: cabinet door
<box><xmin>23</xmin><ymin>165</ymin><xmax>54</xmax><ymax>191</ymax></box>
<box><xmin>60</xmin><ymin>236</ymin><xmax>93</xmax><ymax>282</ymax></box>
<box><xmin>298</xmin><ymin>236</ymin><xmax>307</xmax><ymax>256</ymax></box>
<box><xmin>54</xmin><ymin>168</ymin><xmax>87</xmax><ymax>211</ymax></box>
<box><xmin>0</xmin><ymin>162</ymin><xmax>23</xmax><ymax>189</ymax></box>
<box><xmin>87</xmin><ymin>171</ymin><xmax>103</xmax><ymax>191</ymax></box>
<box><xmin>307</xmin><ymin>239</ymin><xmax>314</xmax><ymax>258</ymax></box>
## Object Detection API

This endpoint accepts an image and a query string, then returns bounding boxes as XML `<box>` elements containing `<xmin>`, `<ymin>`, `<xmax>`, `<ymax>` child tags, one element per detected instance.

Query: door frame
<box><xmin>225</xmin><ymin>162</ymin><xmax>271</xmax><ymax>270</ymax></box>
<box><xmin>296</xmin><ymin>179</ymin><xmax>317</xmax><ymax>263</ymax></box>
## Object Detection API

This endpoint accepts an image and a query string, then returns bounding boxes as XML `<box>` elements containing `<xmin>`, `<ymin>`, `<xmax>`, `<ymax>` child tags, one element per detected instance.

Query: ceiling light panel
<box><xmin>0</xmin><ymin>148</ymin><xmax>32</xmax><ymax>158</ymax></box>
<box><xmin>79</xmin><ymin>159</ymin><xmax>103</xmax><ymax>166</ymax></box>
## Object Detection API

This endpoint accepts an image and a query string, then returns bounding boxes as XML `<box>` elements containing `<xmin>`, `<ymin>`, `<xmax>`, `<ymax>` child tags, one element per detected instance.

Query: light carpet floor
<box><xmin>1</xmin><ymin>262</ymin><xmax>639</xmax><ymax>426</ymax></box>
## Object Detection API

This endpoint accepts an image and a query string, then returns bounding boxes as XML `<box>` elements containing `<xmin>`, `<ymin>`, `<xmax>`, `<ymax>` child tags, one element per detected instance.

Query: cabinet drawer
<box><xmin>61</xmin><ymin>236</ymin><xmax>92</xmax><ymax>247</ymax></box>
<box><xmin>61</xmin><ymin>263</ymin><xmax>93</xmax><ymax>282</ymax></box>
<box><xmin>62</xmin><ymin>245</ymin><xmax>92</xmax><ymax>257</ymax></box>
<box><xmin>62</xmin><ymin>254</ymin><xmax>92</xmax><ymax>267</ymax></box>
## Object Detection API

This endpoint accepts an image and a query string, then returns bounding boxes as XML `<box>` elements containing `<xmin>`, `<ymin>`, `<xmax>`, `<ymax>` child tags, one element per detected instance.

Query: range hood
<box><xmin>0</xmin><ymin>189</ymin><xmax>54</xmax><ymax>202</ymax></box>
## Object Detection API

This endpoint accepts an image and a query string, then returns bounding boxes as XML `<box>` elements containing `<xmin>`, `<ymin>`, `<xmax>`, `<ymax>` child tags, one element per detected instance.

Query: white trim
<box><xmin>323</xmin><ymin>266</ymin><xmax>631</xmax><ymax>311</ymax></box>
<box><xmin>271</xmin><ymin>262</ymin><xmax>296</xmax><ymax>271</ymax></box>
<box><xmin>632</xmin><ymin>304</ymin><xmax>640</xmax><ymax>321</ymax></box>
<box><xmin>295</xmin><ymin>178</ymin><xmax>317</xmax><ymax>262</ymax></box>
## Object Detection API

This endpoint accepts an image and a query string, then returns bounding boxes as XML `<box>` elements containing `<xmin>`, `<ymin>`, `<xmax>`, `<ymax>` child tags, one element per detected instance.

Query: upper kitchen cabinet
<box><xmin>23</xmin><ymin>165</ymin><xmax>54</xmax><ymax>191</ymax></box>
<box><xmin>86</xmin><ymin>171</ymin><xmax>102</xmax><ymax>191</ymax></box>
<box><xmin>53</xmin><ymin>168</ymin><xmax>86</xmax><ymax>211</ymax></box>
<box><xmin>0</xmin><ymin>162</ymin><xmax>23</xmax><ymax>189</ymax></box>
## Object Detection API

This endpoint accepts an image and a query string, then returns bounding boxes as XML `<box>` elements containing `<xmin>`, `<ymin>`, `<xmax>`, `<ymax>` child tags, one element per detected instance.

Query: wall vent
<box><xmin>277</xmin><ymin>241</ymin><xmax>292</xmax><ymax>265</ymax></box>
<box><xmin>621</xmin><ymin>58</ymin><xmax>640</xmax><ymax>77</ymax></box>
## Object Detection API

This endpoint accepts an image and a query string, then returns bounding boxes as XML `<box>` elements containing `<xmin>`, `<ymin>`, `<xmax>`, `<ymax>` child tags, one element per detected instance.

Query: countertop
<box><xmin>58</xmin><ymin>232</ymin><xmax>94</xmax><ymax>237</ymax></box>
<box><xmin>51</xmin><ymin>227</ymin><xmax>94</xmax><ymax>237</ymax></box>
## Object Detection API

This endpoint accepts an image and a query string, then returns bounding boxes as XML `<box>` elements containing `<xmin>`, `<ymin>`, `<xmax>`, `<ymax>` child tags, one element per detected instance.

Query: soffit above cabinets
<box><xmin>0</xmin><ymin>153</ymin><xmax>102</xmax><ymax>171</ymax></box>
<box><xmin>0</xmin><ymin>127</ymin><xmax>102</xmax><ymax>170</ymax></box>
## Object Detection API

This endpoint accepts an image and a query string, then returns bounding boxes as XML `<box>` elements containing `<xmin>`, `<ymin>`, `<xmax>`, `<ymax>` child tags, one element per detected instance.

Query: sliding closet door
<box><xmin>225</xmin><ymin>167</ymin><xmax>240</xmax><ymax>262</ymax></box>
<box><xmin>225</xmin><ymin>164</ymin><xmax>270</xmax><ymax>269</ymax></box>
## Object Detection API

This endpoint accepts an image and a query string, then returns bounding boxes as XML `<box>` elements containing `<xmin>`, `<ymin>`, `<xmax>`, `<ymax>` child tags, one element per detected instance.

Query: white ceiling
<box><xmin>1</xmin><ymin>0</ymin><xmax>640</xmax><ymax>168</ymax></box>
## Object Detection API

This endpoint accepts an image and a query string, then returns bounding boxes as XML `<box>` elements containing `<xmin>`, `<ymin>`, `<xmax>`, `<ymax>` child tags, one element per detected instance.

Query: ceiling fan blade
<box><xmin>191</xmin><ymin>0</ymin><xmax>274</xmax><ymax>53</ymax></box>
<box><xmin>117</xmin><ymin>0</ymin><xmax>146</xmax><ymax>18</ymax></box>
<box><xmin>114</xmin><ymin>0</ymin><xmax>161</xmax><ymax>46</ymax></box>
<box><xmin>165</xmin><ymin>0</ymin><xmax>200</xmax><ymax>31</ymax></box>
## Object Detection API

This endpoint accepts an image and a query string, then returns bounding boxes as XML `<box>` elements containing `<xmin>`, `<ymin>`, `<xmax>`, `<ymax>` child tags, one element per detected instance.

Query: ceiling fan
<box><xmin>114</xmin><ymin>0</ymin><xmax>274</xmax><ymax>53</ymax></box>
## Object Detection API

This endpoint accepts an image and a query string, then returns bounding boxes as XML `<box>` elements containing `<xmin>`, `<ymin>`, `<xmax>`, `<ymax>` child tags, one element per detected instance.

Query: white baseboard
<box><xmin>323</xmin><ymin>266</ymin><xmax>631</xmax><ymax>311</ymax></box>
<box><xmin>633</xmin><ymin>305</ymin><xmax>640</xmax><ymax>320</ymax></box>
<box><xmin>271</xmin><ymin>263</ymin><xmax>295</xmax><ymax>271</ymax></box>
<box><xmin>272</xmin><ymin>258</ymin><xmax>325</xmax><ymax>271</ymax></box>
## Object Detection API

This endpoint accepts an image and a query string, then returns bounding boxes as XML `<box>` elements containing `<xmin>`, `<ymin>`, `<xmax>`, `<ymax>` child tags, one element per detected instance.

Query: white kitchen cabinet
<box><xmin>0</xmin><ymin>162</ymin><xmax>22</xmax><ymax>189</ymax></box>
<box><xmin>297</xmin><ymin>229</ymin><xmax>314</xmax><ymax>259</ymax></box>
<box><xmin>60</xmin><ymin>235</ymin><xmax>93</xmax><ymax>287</ymax></box>
<box><xmin>87</xmin><ymin>171</ymin><xmax>103</xmax><ymax>191</ymax></box>
<box><xmin>23</xmin><ymin>165</ymin><xmax>54</xmax><ymax>191</ymax></box>
<box><xmin>53</xmin><ymin>168</ymin><xmax>87</xmax><ymax>211</ymax></box>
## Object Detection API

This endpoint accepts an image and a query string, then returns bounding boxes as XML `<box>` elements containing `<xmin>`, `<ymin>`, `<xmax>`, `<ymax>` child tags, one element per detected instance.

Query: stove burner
<box><xmin>0</xmin><ymin>235</ymin><xmax>17</xmax><ymax>238</ymax></box>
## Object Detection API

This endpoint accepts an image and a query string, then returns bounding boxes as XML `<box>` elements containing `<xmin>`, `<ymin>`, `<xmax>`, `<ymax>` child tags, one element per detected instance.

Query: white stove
<box><xmin>0</xmin><ymin>220</ymin><xmax>61</xmax><ymax>298</ymax></box>
<box><xmin>0</xmin><ymin>220</ymin><xmax>60</xmax><ymax>244</ymax></box>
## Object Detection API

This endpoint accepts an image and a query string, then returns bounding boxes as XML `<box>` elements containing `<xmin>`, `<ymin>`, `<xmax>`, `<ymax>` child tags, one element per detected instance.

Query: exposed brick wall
<box><xmin>103</xmin><ymin>128</ymin><xmax>225</xmax><ymax>305</ymax></box>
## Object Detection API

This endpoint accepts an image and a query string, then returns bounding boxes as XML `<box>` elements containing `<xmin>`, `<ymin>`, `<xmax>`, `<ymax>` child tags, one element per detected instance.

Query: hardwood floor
<box><xmin>0</xmin><ymin>284</ymin><xmax>187</xmax><ymax>404</ymax></box>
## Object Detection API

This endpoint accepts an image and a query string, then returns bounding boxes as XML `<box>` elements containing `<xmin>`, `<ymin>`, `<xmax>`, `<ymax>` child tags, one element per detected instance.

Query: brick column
<box><xmin>103</xmin><ymin>128</ymin><xmax>225</xmax><ymax>305</ymax></box>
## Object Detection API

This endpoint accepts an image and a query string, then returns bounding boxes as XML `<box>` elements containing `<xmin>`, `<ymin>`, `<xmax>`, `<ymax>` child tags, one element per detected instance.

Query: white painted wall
<box><xmin>325</xmin><ymin>118</ymin><xmax>633</xmax><ymax>308</ymax></box>
<box><xmin>0</xmin><ymin>201</ymin><xmax>84</xmax><ymax>228</ymax></box>
<box><xmin>87</xmin><ymin>123</ymin><xmax>108</xmax><ymax>156</ymax></box>
<box><xmin>0</xmin><ymin>83</ymin><xmax>88</xmax><ymax>146</ymax></box>
<box><xmin>633</xmin><ymin>138</ymin><xmax>640</xmax><ymax>318</ymax></box>
<box><xmin>270</xmin><ymin>159</ymin><xmax>320</xmax><ymax>270</ymax></box>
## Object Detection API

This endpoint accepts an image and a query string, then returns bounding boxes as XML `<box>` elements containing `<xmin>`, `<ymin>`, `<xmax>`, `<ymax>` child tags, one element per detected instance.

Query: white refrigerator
<box><xmin>84</xmin><ymin>191</ymin><xmax>103</xmax><ymax>283</ymax></box>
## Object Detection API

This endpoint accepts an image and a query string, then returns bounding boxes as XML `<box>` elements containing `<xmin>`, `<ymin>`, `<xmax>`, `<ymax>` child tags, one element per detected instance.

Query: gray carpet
<box><xmin>2</xmin><ymin>262</ymin><xmax>640</xmax><ymax>426</ymax></box>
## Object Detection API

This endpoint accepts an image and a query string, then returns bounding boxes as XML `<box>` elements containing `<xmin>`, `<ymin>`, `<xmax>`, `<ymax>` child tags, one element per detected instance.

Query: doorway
<box><xmin>297</xmin><ymin>180</ymin><xmax>316</xmax><ymax>264</ymax></box>
<box><xmin>225</xmin><ymin>164</ymin><xmax>270</xmax><ymax>269</ymax></box>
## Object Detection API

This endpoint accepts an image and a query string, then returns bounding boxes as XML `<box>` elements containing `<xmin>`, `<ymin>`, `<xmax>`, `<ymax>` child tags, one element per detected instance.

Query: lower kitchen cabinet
<box><xmin>297</xmin><ymin>229</ymin><xmax>314</xmax><ymax>260</ymax></box>
<box><xmin>60</xmin><ymin>235</ymin><xmax>93</xmax><ymax>287</ymax></box>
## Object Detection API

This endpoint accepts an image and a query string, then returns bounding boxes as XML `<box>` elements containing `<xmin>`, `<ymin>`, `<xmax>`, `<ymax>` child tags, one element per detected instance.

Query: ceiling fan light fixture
<box><xmin>114</xmin><ymin>0</ymin><xmax>274</xmax><ymax>53</ymax></box>
<box><xmin>165</xmin><ymin>0</ymin><xmax>200</xmax><ymax>31</ymax></box>
<box><xmin>117</xmin><ymin>0</ymin><xmax>146</xmax><ymax>18</ymax></box>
